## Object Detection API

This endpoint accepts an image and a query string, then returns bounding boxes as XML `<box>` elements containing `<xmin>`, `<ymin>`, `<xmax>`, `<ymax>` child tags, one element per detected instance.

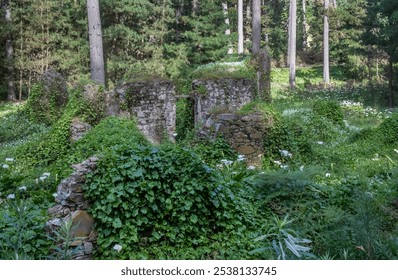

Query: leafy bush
<box><xmin>84</xmin><ymin>144</ymin><xmax>248</xmax><ymax>259</ymax></box>
<box><xmin>313</xmin><ymin>100</ymin><xmax>344</xmax><ymax>126</ymax></box>
<box><xmin>69</xmin><ymin>116</ymin><xmax>148</xmax><ymax>163</ymax></box>
<box><xmin>378</xmin><ymin>113</ymin><xmax>398</xmax><ymax>144</ymax></box>
<box><xmin>0</xmin><ymin>198</ymin><xmax>51</xmax><ymax>259</ymax></box>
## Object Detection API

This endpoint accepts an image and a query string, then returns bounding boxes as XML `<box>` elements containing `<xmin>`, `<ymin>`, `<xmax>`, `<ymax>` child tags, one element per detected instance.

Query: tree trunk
<box><xmin>87</xmin><ymin>0</ymin><xmax>105</xmax><ymax>85</ymax></box>
<box><xmin>192</xmin><ymin>0</ymin><xmax>199</xmax><ymax>15</ymax></box>
<box><xmin>323</xmin><ymin>0</ymin><xmax>330</xmax><ymax>85</ymax></box>
<box><xmin>4</xmin><ymin>0</ymin><xmax>16</xmax><ymax>101</ymax></box>
<box><xmin>257</xmin><ymin>48</ymin><xmax>272</xmax><ymax>102</ymax></box>
<box><xmin>289</xmin><ymin>0</ymin><xmax>297</xmax><ymax>90</ymax></box>
<box><xmin>238</xmin><ymin>0</ymin><xmax>244</xmax><ymax>54</ymax></box>
<box><xmin>388</xmin><ymin>55</ymin><xmax>394</xmax><ymax>108</ymax></box>
<box><xmin>222</xmin><ymin>2</ymin><xmax>233</xmax><ymax>54</ymax></box>
<box><xmin>302</xmin><ymin>0</ymin><xmax>309</xmax><ymax>49</ymax></box>
<box><xmin>252</xmin><ymin>0</ymin><xmax>261</xmax><ymax>54</ymax></box>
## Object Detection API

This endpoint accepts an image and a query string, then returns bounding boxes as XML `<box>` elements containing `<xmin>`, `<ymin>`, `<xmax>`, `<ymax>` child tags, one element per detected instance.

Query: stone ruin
<box><xmin>47</xmin><ymin>157</ymin><xmax>99</xmax><ymax>260</ymax></box>
<box><xmin>192</xmin><ymin>78</ymin><xmax>255</xmax><ymax>126</ymax></box>
<box><xmin>46</xmin><ymin>76</ymin><xmax>267</xmax><ymax>258</ymax></box>
<box><xmin>199</xmin><ymin>113</ymin><xmax>267</xmax><ymax>166</ymax></box>
<box><xmin>106</xmin><ymin>80</ymin><xmax>176</xmax><ymax>144</ymax></box>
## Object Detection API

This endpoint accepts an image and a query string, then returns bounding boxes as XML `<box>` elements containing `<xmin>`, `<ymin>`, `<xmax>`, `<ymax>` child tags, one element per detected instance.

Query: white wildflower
<box><xmin>42</xmin><ymin>172</ymin><xmax>51</xmax><ymax>177</ymax></box>
<box><xmin>7</xmin><ymin>194</ymin><xmax>15</xmax><ymax>199</ymax></box>
<box><xmin>326</xmin><ymin>173</ymin><xmax>331</xmax><ymax>177</ymax></box>
<box><xmin>279</xmin><ymin>150</ymin><xmax>292</xmax><ymax>157</ymax></box>
<box><xmin>317</xmin><ymin>141</ymin><xmax>324</xmax><ymax>145</ymax></box>
<box><xmin>5</xmin><ymin>158</ymin><xmax>14</xmax><ymax>162</ymax></box>
<box><xmin>2</xmin><ymin>164</ymin><xmax>9</xmax><ymax>169</ymax></box>
<box><xmin>273</xmin><ymin>160</ymin><xmax>282</xmax><ymax>165</ymax></box>
<box><xmin>281</xmin><ymin>165</ymin><xmax>289</xmax><ymax>170</ymax></box>
<box><xmin>394</xmin><ymin>149</ymin><xmax>398</xmax><ymax>154</ymax></box>
<box><xmin>39</xmin><ymin>176</ymin><xmax>47</xmax><ymax>181</ymax></box>
<box><xmin>113</xmin><ymin>244</ymin><xmax>123</xmax><ymax>253</ymax></box>
<box><xmin>52</xmin><ymin>193</ymin><xmax>58</xmax><ymax>198</ymax></box>
<box><xmin>18</xmin><ymin>186</ymin><xmax>27</xmax><ymax>191</ymax></box>
<box><xmin>300</xmin><ymin>165</ymin><xmax>304</xmax><ymax>171</ymax></box>
<box><xmin>247</xmin><ymin>165</ymin><xmax>256</xmax><ymax>170</ymax></box>
<box><xmin>220</xmin><ymin>159</ymin><xmax>233</xmax><ymax>167</ymax></box>
<box><xmin>171</xmin><ymin>133</ymin><xmax>178</xmax><ymax>137</ymax></box>
<box><xmin>237</xmin><ymin>155</ymin><xmax>246</xmax><ymax>162</ymax></box>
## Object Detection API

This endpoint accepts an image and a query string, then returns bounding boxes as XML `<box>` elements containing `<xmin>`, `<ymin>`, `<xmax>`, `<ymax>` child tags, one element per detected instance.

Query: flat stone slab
<box><xmin>71</xmin><ymin>210</ymin><xmax>94</xmax><ymax>237</ymax></box>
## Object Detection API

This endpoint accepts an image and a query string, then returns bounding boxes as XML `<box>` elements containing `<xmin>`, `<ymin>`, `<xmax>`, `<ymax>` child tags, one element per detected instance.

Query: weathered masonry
<box><xmin>192</xmin><ymin>78</ymin><xmax>255</xmax><ymax>126</ymax></box>
<box><xmin>106</xmin><ymin>80</ymin><xmax>176</xmax><ymax>144</ymax></box>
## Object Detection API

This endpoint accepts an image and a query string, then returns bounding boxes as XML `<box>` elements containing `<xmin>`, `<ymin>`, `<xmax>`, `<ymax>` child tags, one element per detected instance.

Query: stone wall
<box><xmin>192</xmin><ymin>78</ymin><xmax>255</xmax><ymax>125</ymax></box>
<box><xmin>199</xmin><ymin>113</ymin><xmax>266</xmax><ymax>165</ymax></box>
<box><xmin>47</xmin><ymin>157</ymin><xmax>99</xmax><ymax>260</ymax></box>
<box><xmin>106</xmin><ymin>80</ymin><xmax>176</xmax><ymax>144</ymax></box>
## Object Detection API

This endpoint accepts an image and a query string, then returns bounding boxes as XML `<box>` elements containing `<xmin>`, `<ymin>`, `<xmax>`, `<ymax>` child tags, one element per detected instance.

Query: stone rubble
<box><xmin>46</xmin><ymin>157</ymin><xmax>99</xmax><ymax>260</ymax></box>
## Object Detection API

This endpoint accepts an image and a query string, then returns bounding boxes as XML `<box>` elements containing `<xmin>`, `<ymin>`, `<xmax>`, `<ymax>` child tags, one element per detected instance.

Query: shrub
<box><xmin>378</xmin><ymin>113</ymin><xmax>398</xmax><ymax>144</ymax></box>
<box><xmin>0</xmin><ymin>198</ymin><xmax>51</xmax><ymax>259</ymax></box>
<box><xmin>68</xmin><ymin>116</ymin><xmax>148</xmax><ymax>163</ymax></box>
<box><xmin>313</xmin><ymin>100</ymin><xmax>344</xmax><ymax>126</ymax></box>
<box><xmin>84</xmin><ymin>144</ymin><xmax>247</xmax><ymax>259</ymax></box>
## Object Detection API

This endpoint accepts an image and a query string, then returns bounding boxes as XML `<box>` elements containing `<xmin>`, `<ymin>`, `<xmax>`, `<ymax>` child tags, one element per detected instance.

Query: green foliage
<box><xmin>252</xmin><ymin>215</ymin><xmax>315</xmax><ymax>260</ymax></box>
<box><xmin>24</xmin><ymin>83</ymin><xmax>66</xmax><ymax>125</ymax></box>
<box><xmin>313</xmin><ymin>100</ymin><xmax>344</xmax><ymax>126</ymax></box>
<box><xmin>84</xmin><ymin>144</ymin><xmax>249</xmax><ymax>259</ymax></box>
<box><xmin>69</xmin><ymin>116</ymin><xmax>148</xmax><ymax>164</ymax></box>
<box><xmin>0</xmin><ymin>198</ymin><xmax>51</xmax><ymax>259</ymax></box>
<box><xmin>189</xmin><ymin>136</ymin><xmax>237</xmax><ymax>167</ymax></box>
<box><xmin>377</xmin><ymin>113</ymin><xmax>398</xmax><ymax>144</ymax></box>
<box><xmin>191</xmin><ymin>61</ymin><xmax>255</xmax><ymax>80</ymax></box>
<box><xmin>0</xmin><ymin>111</ymin><xmax>48</xmax><ymax>144</ymax></box>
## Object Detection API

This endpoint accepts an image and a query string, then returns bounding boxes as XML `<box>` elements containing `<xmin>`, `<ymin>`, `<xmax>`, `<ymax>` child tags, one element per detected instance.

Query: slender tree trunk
<box><xmin>87</xmin><ymin>0</ymin><xmax>105</xmax><ymax>85</ymax></box>
<box><xmin>238</xmin><ymin>0</ymin><xmax>244</xmax><ymax>54</ymax></box>
<box><xmin>289</xmin><ymin>0</ymin><xmax>297</xmax><ymax>90</ymax></box>
<box><xmin>222</xmin><ymin>2</ymin><xmax>233</xmax><ymax>54</ymax></box>
<box><xmin>252</xmin><ymin>0</ymin><xmax>261</xmax><ymax>54</ymax></box>
<box><xmin>388</xmin><ymin>55</ymin><xmax>394</xmax><ymax>108</ymax></box>
<box><xmin>192</xmin><ymin>0</ymin><xmax>199</xmax><ymax>15</ymax></box>
<box><xmin>302</xmin><ymin>0</ymin><xmax>309</xmax><ymax>49</ymax></box>
<box><xmin>287</xmin><ymin>0</ymin><xmax>292</xmax><ymax>66</ymax></box>
<box><xmin>323</xmin><ymin>0</ymin><xmax>330</xmax><ymax>85</ymax></box>
<box><xmin>4</xmin><ymin>0</ymin><xmax>16</xmax><ymax>101</ymax></box>
<box><xmin>258</xmin><ymin>48</ymin><xmax>272</xmax><ymax>102</ymax></box>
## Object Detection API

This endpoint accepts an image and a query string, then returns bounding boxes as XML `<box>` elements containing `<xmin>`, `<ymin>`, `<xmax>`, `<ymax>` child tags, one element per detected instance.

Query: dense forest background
<box><xmin>0</xmin><ymin>0</ymin><xmax>397</xmax><ymax>100</ymax></box>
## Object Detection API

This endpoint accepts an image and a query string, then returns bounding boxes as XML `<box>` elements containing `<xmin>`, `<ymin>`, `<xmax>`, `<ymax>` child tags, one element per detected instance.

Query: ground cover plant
<box><xmin>1</xmin><ymin>64</ymin><xmax>398</xmax><ymax>260</ymax></box>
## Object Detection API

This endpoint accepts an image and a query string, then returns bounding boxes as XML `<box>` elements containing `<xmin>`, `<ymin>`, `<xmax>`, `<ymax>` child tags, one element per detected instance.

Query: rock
<box><xmin>84</xmin><ymin>242</ymin><xmax>93</xmax><ymax>254</ymax></box>
<box><xmin>70</xmin><ymin>118</ymin><xmax>92</xmax><ymax>142</ymax></box>
<box><xmin>71</xmin><ymin>210</ymin><xmax>95</xmax><ymax>237</ymax></box>
<box><xmin>237</xmin><ymin>145</ymin><xmax>255</xmax><ymax>155</ymax></box>
<box><xmin>48</xmin><ymin>205</ymin><xmax>66</xmax><ymax>217</ymax></box>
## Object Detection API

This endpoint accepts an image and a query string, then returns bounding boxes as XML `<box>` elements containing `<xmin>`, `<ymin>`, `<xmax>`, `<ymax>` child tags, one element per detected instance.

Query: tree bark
<box><xmin>222</xmin><ymin>2</ymin><xmax>233</xmax><ymax>54</ymax></box>
<box><xmin>323</xmin><ymin>0</ymin><xmax>330</xmax><ymax>85</ymax></box>
<box><xmin>289</xmin><ymin>0</ymin><xmax>297</xmax><ymax>90</ymax></box>
<box><xmin>192</xmin><ymin>0</ymin><xmax>199</xmax><ymax>15</ymax></box>
<box><xmin>302</xmin><ymin>0</ymin><xmax>309</xmax><ymax>49</ymax></box>
<box><xmin>238</xmin><ymin>0</ymin><xmax>244</xmax><ymax>54</ymax></box>
<box><xmin>3</xmin><ymin>0</ymin><xmax>16</xmax><ymax>101</ymax></box>
<box><xmin>87</xmin><ymin>0</ymin><xmax>105</xmax><ymax>85</ymax></box>
<box><xmin>388</xmin><ymin>55</ymin><xmax>394</xmax><ymax>108</ymax></box>
<box><xmin>257</xmin><ymin>48</ymin><xmax>272</xmax><ymax>102</ymax></box>
<box><xmin>252</xmin><ymin>0</ymin><xmax>261</xmax><ymax>54</ymax></box>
